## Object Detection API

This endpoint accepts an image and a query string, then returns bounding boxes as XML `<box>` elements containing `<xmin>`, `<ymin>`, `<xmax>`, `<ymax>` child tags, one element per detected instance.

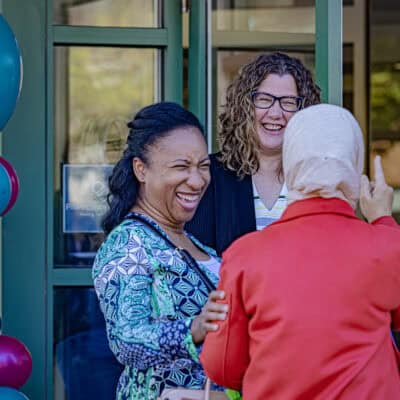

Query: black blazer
<box><xmin>186</xmin><ymin>154</ymin><xmax>256</xmax><ymax>255</ymax></box>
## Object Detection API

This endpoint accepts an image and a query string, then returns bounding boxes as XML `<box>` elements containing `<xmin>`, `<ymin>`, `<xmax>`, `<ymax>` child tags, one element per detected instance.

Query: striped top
<box><xmin>253</xmin><ymin>182</ymin><xmax>288</xmax><ymax>230</ymax></box>
<box><xmin>200</xmin><ymin>255</ymin><xmax>221</xmax><ymax>276</ymax></box>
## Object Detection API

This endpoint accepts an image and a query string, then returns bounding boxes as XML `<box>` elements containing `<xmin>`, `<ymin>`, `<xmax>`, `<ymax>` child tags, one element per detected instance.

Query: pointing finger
<box><xmin>374</xmin><ymin>155</ymin><xmax>386</xmax><ymax>186</ymax></box>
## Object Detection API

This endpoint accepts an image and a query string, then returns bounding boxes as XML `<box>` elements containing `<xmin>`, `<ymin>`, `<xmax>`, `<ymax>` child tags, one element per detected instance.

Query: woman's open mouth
<box><xmin>176</xmin><ymin>192</ymin><xmax>201</xmax><ymax>211</ymax></box>
<box><xmin>262</xmin><ymin>122</ymin><xmax>285</xmax><ymax>133</ymax></box>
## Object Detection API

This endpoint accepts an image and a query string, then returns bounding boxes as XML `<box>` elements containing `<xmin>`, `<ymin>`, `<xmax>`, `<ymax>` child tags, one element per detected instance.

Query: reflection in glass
<box><xmin>55</xmin><ymin>46</ymin><xmax>158</xmax><ymax>165</ymax></box>
<box><xmin>54</xmin><ymin>0</ymin><xmax>159</xmax><ymax>28</ymax></box>
<box><xmin>212</xmin><ymin>0</ymin><xmax>315</xmax><ymax>33</ymax></box>
<box><xmin>54</xmin><ymin>288</ymin><xmax>123</xmax><ymax>400</ymax></box>
<box><xmin>54</xmin><ymin>46</ymin><xmax>159</xmax><ymax>267</ymax></box>
<box><xmin>370</xmin><ymin>0</ymin><xmax>400</xmax><ymax>223</ymax></box>
<box><xmin>63</xmin><ymin>164</ymin><xmax>113</xmax><ymax>234</ymax></box>
<box><xmin>343</xmin><ymin>45</ymin><xmax>354</xmax><ymax>113</ymax></box>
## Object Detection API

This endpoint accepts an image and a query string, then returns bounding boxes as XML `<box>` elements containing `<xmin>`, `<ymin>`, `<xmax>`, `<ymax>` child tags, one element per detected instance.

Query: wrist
<box><xmin>367</xmin><ymin>210</ymin><xmax>391</xmax><ymax>223</ymax></box>
<box><xmin>190</xmin><ymin>317</ymin><xmax>202</xmax><ymax>345</ymax></box>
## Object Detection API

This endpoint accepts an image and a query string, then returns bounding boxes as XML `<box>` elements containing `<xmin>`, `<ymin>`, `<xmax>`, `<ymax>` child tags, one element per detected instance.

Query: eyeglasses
<box><xmin>251</xmin><ymin>91</ymin><xmax>304</xmax><ymax>112</ymax></box>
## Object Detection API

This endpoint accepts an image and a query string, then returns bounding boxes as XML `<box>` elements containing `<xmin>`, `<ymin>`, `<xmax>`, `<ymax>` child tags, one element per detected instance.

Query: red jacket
<box><xmin>201</xmin><ymin>198</ymin><xmax>400</xmax><ymax>400</ymax></box>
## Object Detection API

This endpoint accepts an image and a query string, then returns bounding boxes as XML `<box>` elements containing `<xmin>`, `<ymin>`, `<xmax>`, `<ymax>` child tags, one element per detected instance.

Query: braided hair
<box><xmin>102</xmin><ymin>102</ymin><xmax>204</xmax><ymax>234</ymax></box>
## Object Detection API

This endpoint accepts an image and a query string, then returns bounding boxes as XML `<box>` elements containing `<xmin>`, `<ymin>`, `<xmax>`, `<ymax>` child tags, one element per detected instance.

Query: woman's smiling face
<box><xmin>254</xmin><ymin>73</ymin><xmax>299</xmax><ymax>155</ymax></box>
<box><xmin>134</xmin><ymin>126</ymin><xmax>210</xmax><ymax>228</ymax></box>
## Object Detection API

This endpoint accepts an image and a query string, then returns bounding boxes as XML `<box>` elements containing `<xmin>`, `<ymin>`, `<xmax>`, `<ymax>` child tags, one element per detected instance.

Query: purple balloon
<box><xmin>0</xmin><ymin>335</ymin><xmax>32</xmax><ymax>389</ymax></box>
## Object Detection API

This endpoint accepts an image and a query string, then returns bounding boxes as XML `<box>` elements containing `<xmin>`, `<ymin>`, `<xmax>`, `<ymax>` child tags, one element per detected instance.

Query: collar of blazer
<box><xmin>274</xmin><ymin>197</ymin><xmax>357</xmax><ymax>225</ymax></box>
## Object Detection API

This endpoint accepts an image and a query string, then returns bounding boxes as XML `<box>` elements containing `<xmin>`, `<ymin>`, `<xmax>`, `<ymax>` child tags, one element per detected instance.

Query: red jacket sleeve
<box><xmin>371</xmin><ymin>216</ymin><xmax>399</xmax><ymax>228</ymax></box>
<box><xmin>200</xmin><ymin>254</ymin><xmax>250</xmax><ymax>390</ymax></box>
<box><xmin>369</xmin><ymin>216</ymin><xmax>400</xmax><ymax>313</ymax></box>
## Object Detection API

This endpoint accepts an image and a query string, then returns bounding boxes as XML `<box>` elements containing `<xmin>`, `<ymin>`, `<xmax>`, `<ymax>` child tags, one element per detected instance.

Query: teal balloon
<box><xmin>0</xmin><ymin>387</ymin><xmax>29</xmax><ymax>399</ymax></box>
<box><xmin>0</xmin><ymin>14</ymin><xmax>22</xmax><ymax>131</ymax></box>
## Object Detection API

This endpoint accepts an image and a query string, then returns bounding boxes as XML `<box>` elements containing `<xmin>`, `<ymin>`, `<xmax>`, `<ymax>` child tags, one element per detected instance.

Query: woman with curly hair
<box><xmin>187</xmin><ymin>52</ymin><xmax>321</xmax><ymax>254</ymax></box>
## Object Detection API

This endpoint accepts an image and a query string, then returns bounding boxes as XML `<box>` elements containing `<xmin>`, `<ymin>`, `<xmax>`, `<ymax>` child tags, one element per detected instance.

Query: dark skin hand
<box><xmin>191</xmin><ymin>290</ymin><xmax>229</xmax><ymax>344</ymax></box>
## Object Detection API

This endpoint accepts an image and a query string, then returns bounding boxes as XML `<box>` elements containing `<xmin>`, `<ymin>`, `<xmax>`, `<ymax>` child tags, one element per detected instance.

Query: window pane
<box><xmin>54</xmin><ymin>287</ymin><xmax>122</xmax><ymax>400</ymax></box>
<box><xmin>212</xmin><ymin>0</ymin><xmax>315</xmax><ymax>33</ymax></box>
<box><xmin>54</xmin><ymin>0</ymin><xmax>160</xmax><ymax>28</ymax></box>
<box><xmin>54</xmin><ymin>46</ymin><xmax>160</xmax><ymax>267</ymax></box>
<box><xmin>343</xmin><ymin>44</ymin><xmax>354</xmax><ymax>113</ymax></box>
<box><xmin>370</xmin><ymin>0</ymin><xmax>400</xmax><ymax>223</ymax></box>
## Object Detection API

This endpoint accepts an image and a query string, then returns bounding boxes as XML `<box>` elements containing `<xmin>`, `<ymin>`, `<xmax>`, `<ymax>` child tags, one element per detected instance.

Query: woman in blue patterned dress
<box><xmin>92</xmin><ymin>102</ymin><xmax>229</xmax><ymax>400</ymax></box>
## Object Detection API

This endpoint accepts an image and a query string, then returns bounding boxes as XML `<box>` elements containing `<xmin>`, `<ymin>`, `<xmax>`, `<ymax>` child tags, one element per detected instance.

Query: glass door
<box><xmin>50</xmin><ymin>2</ymin><xmax>184</xmax><ymax>399</ymax></box>
<box><xmin>2</xmin><ymin>1</ymin><xmax>184</xmax><ymax>399</ymax></box>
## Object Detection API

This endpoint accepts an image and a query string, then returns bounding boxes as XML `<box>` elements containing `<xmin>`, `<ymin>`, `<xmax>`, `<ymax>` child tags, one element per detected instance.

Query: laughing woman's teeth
<box><xmin>263</xmin><ymin>123</ymin><xmax>283</xmax><ymax>131</ymax></box>
<box><xmin>177</xmin><ymin>193</ymin><xmax>199</xmax><ymax>202</ymax></box>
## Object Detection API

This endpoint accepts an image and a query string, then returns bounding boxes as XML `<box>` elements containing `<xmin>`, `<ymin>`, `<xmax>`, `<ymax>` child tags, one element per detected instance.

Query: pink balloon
<box><xmin>0</xmin><ymin>156</ymin><xmax>19</xmax><ymax>216</ymax></box>
<box><xmin>0</xmin><ymin>335</ymin><xmax>32</xmax><ymax>389</ymax></box>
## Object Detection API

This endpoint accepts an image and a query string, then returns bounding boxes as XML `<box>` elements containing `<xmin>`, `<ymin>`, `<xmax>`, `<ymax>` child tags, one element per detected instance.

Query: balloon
<box><xmin>0</xmin><ymin>157</ymin><xmax>19</xmax><ymax>216</ymax></box>
<box><xmin>0</xmin><ymin>335</ymin><xmax>32</xmax><ymax>389</ymax></box>
<box><xmin>0</xmin><ymin>14</ymin><xmax>23</xmax><ymax>131</ymax></box>
<box><xmin>0</xmin><ymin>387</ymin><xmax>29</xmax><ymax>400</ymax></box>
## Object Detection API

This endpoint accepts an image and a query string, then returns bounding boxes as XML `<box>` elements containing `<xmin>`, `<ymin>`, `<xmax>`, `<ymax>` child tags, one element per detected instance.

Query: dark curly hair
<box><xmin>218</xmin><ymin>52</ymin><xmax>321</xmax><ymax>178</ymax></box>
<box><xmin>102</xmin><ymin>102</ymin><xmax>204</xmax><ymax>234</ymax></box>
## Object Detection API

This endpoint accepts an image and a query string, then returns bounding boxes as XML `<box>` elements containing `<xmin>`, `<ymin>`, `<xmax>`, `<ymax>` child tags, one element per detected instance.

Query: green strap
<box><xmin>225</xmin><ymin>389</ymin><xmax>242</xmax><ymax>400</ymax></box>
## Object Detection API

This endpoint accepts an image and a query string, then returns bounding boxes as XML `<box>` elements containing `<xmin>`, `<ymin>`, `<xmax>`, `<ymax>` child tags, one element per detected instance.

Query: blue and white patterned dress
<box><xmin>92</xmin><ymin>212</ymin><xmax>219</xmax><ymax>400</ymax></box>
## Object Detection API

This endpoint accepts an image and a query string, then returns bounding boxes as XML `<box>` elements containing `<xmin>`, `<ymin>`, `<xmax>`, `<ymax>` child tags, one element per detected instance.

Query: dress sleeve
<box><xmin>200</xmin><ymin>253</ymin><xmax>249</xmax><ymax>390</ymax></box>
<box><xmin>93</xmin><ymin>226</ymin><xmax>199</xmax><ymax>369</ymax></box>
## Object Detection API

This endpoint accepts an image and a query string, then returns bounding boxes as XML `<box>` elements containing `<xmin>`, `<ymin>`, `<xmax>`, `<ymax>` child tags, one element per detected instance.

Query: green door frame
<box><xmin>188</xmin><ymin>0</ymin><xmax>207</xmax><ymax>128</ymax></box>
<box><xmin>2</xmin><ymin>1</ymin><xmax>47</xmax><ymax>399</ymax></box>
<box><xmin>316</xmin><ymin>0</ymin><xmax>343</xmax><ymax>105</ymax></box>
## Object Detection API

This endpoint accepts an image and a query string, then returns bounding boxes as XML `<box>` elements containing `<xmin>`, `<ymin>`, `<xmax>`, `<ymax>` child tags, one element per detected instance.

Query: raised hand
<box><xmin>191</xmin><ymin>290</ymin><xmax>229</xmax><ymax>344</ymax></box>
<box><xmin>360</xmin><ymin>155</ymin><xmax>394</xmax><ymax>223</ymax></box>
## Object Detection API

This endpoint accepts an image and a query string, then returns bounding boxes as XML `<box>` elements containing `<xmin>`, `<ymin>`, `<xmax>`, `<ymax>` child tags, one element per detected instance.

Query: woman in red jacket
<box><xmin>201</xmin><ymin>104</ymin><xmax>400</xmax><ymax>400</ymax></box>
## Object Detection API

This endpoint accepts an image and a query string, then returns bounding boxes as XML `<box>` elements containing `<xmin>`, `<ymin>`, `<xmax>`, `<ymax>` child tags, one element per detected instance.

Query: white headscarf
<box><xmin>283</xmin><ymin>104</ymin><xmax>364</xmax><ymax>209</ymax></box>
